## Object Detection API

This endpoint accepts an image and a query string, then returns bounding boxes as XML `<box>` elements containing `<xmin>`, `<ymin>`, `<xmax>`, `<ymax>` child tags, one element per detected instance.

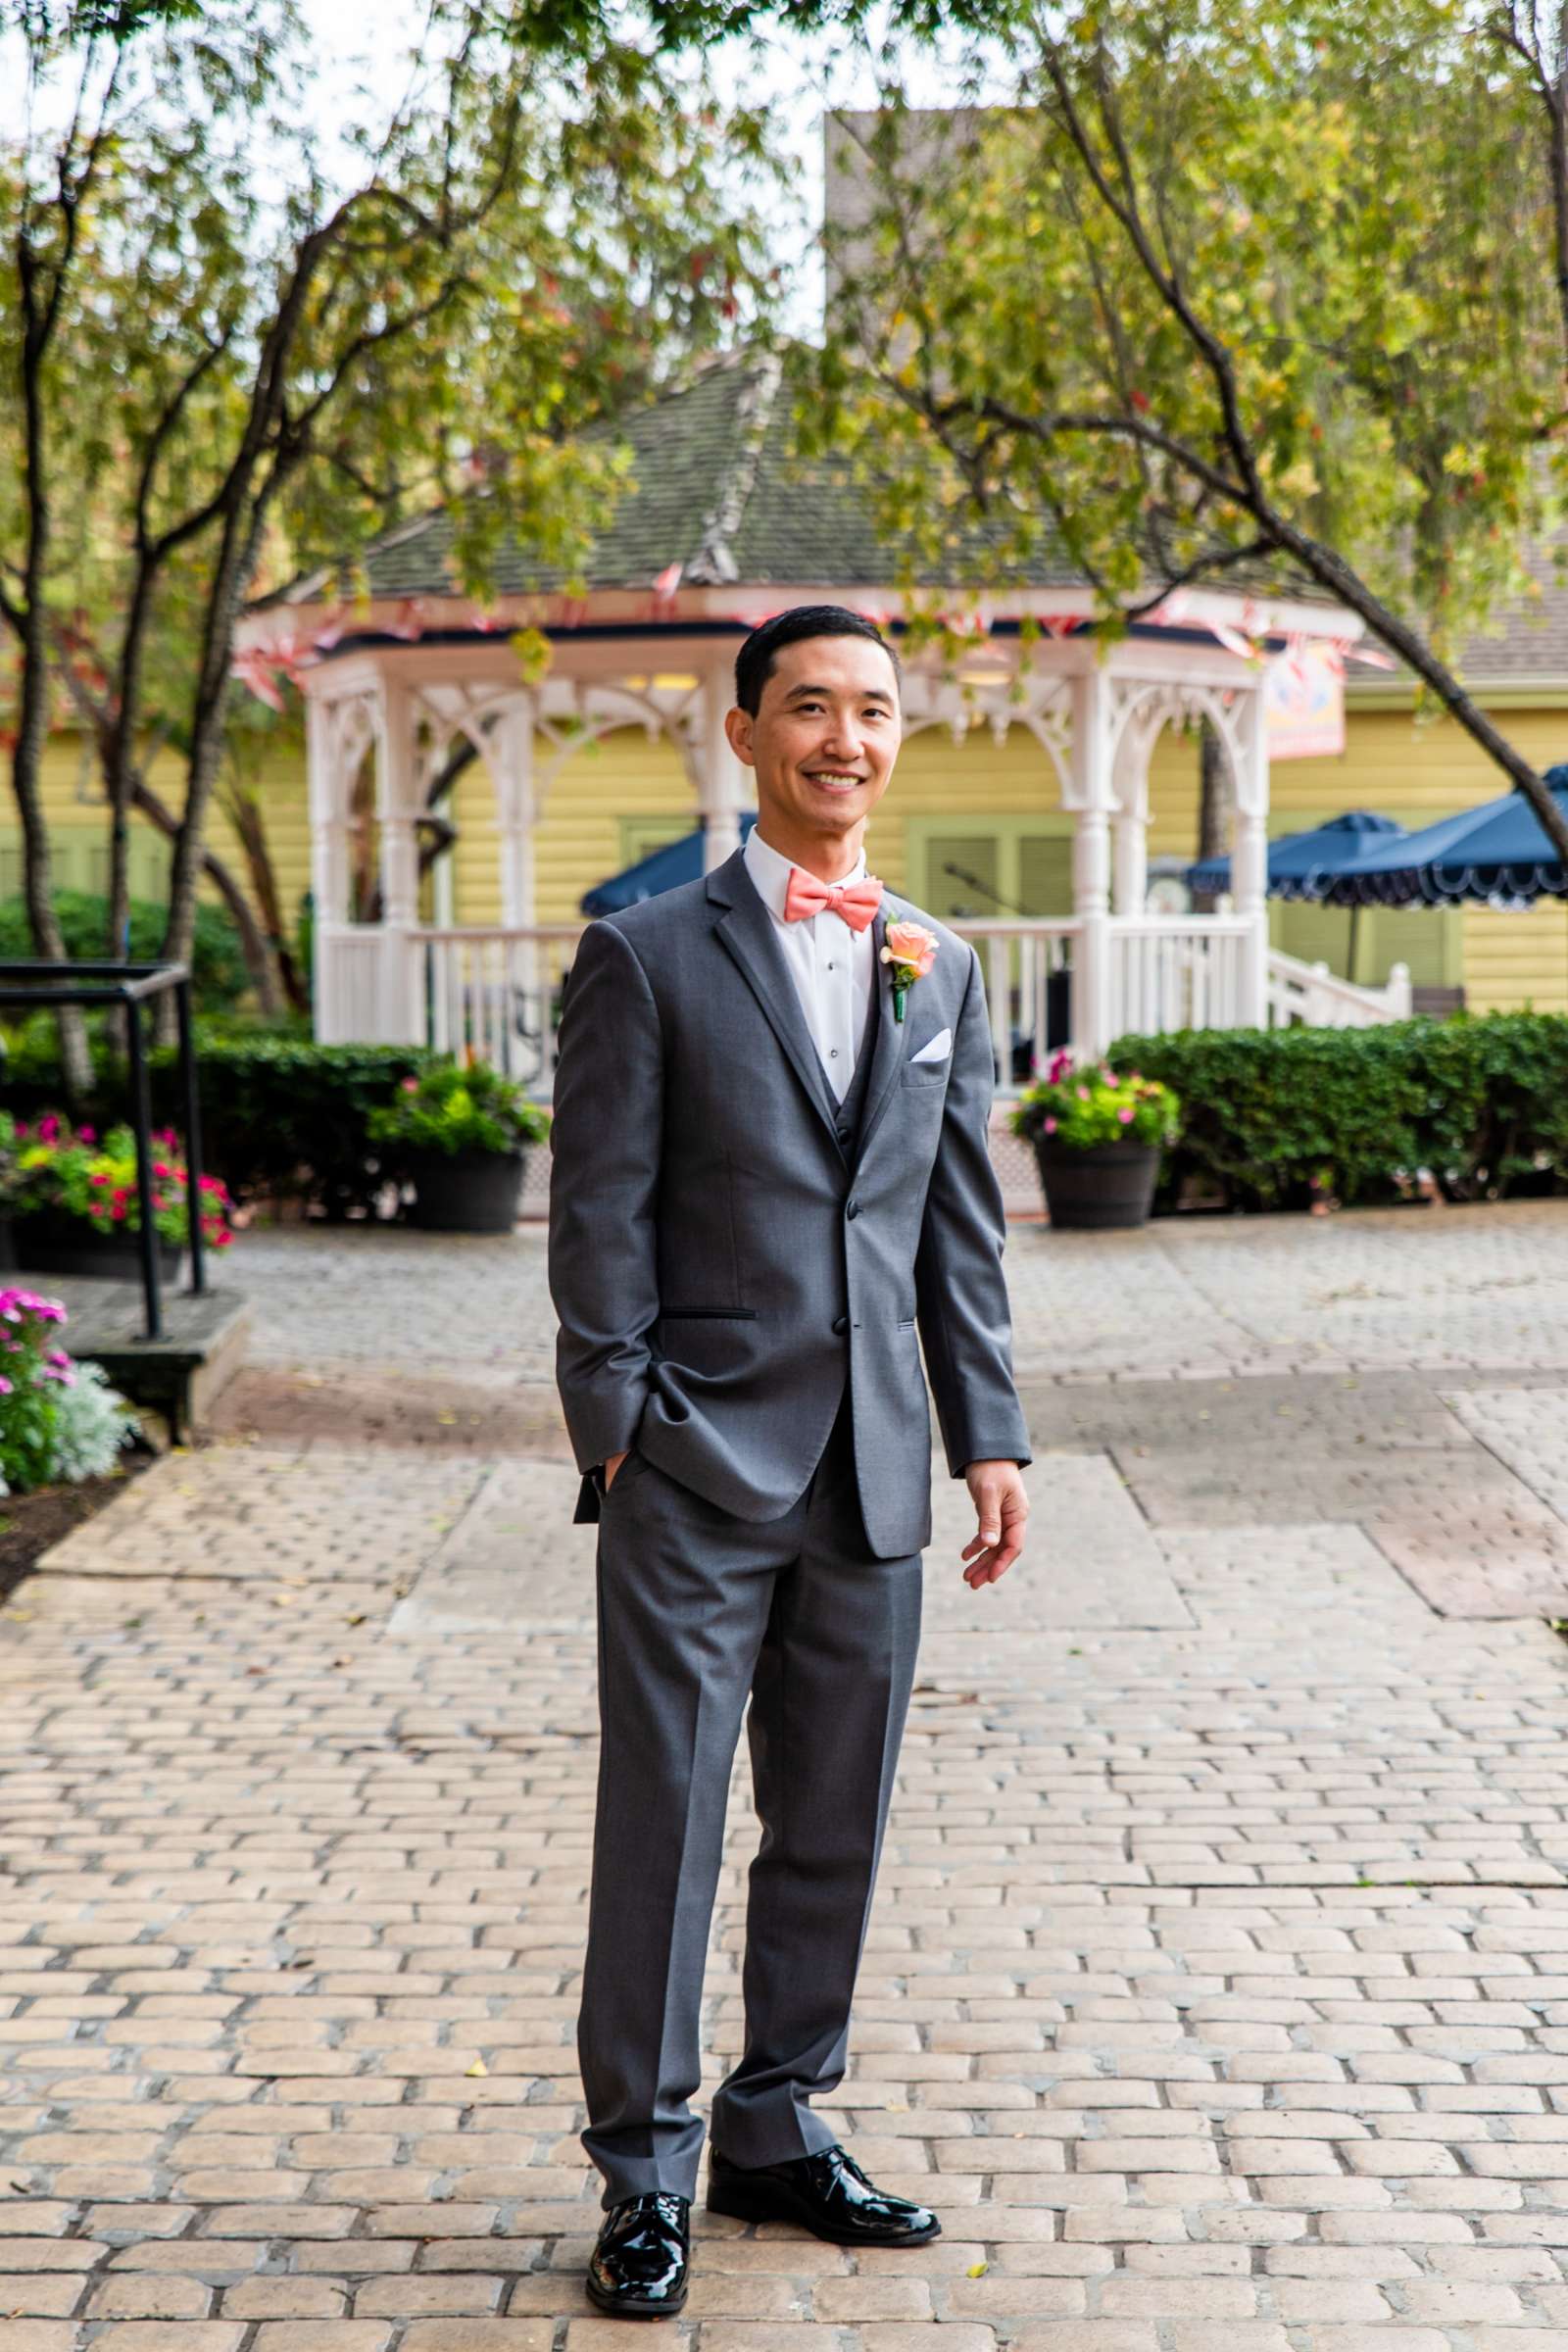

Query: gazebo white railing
<box><xmin>351</xmin><ymin>911</ymin><xmax>1404</xmax><ymax>1091</ymax></box>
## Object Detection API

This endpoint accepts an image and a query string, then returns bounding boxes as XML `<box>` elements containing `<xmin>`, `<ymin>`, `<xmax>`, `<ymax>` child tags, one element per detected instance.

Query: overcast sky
<box><xmin>288</xmin><ymin>0</ymin><xmax>991</xmax><ymax>336</ymax></box>
<box><xmin>2</xmin><ymin>2</ymin><xmax>1000</xmax><ymax>337</ymax></box>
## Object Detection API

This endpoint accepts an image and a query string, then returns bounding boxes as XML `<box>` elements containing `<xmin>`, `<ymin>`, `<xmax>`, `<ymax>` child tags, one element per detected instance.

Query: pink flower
<box><xmin>1076</xmin><ymin>1086</ymin><xmax>1090</xmax><ymax>1102</ymax></box>
<box><xmin>402</xmin><ymin>1076</ymin><xmax>420</xmax><ymax>1093</ymax></box>
<box><xmin>0</xmin><ymin>1376</ymin><xmax>11</xmax><ymax>1396</ymax></box>
<box><xmin>37</xmin><ymin>1114</ymin><xmax>59</xmax><ymax>1142</ymax></box>
<box><xmin>1118</xmin><ymin>1105</ymin><xmax>1136</xmax><ymax>1124</ymax></box>
<box><xmin>1044</xmin><ymin>1115</ymin><xmax>1057</xmax><ymax>1134</ymax></box>
<box><xmin>880</xmin><ymin>920</ymin><xmax>939</xmax><ymax>979</ymax></box>
<box><xmin>152</xmin><ymin>1162</ymin><xmax>171</xmax><ymax>1179</ymax></box>
<box><xmin>45</xmin><ymin>1348</ymin><xmax>69</xmax><ymax>1368</ymax></box>
<box><xmin>78</xmin><ymin>1124</ymin><xmax>95</xmax><ymax>1143</ymax></box>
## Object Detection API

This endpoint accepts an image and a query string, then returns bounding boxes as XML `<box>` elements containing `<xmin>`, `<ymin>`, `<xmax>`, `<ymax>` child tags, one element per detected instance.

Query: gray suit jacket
<box><xmin>547</xmin><ymin>843</ymin><xmax>1030</xmax><ymax>1558</ymax></box>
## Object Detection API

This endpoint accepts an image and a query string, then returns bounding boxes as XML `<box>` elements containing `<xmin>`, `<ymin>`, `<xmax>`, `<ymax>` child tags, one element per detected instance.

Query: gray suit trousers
<box><xmin>577</xmin><ymin>1386</ymin><xmax>924</xmax><ymax>2207</ymax></box>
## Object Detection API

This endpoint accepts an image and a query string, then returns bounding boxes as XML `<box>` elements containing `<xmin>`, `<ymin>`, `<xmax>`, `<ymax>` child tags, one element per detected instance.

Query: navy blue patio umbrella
<box><xmin>1318</xmin><ymin>766</ymin><xmax>1568</xmax><ymax>906</ymax></box>
<box><xmin>1186</xmin><ymin>808</ymin><xmax>1405</xmax><ymax>902</ymax></box>
<box><xmin>1187</xmin><ymin>808</ymin><xmax>1406</xmax><ymax>985</ymax></box>
<box><xmin>580</xmin><ymin>811</ymin><xmax>759</xmax><ymax>916</ymax></box>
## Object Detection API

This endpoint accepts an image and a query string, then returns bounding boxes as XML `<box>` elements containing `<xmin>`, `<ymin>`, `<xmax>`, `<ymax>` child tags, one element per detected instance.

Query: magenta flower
<box><xmin>1044</xmin><ymin>1115</ymin><xmax>1057</xmax><ymax>1134</ymax></box>
<box><xmin>1118</xmin><ymin>1105</ymin><xmax>1136</xmax><ymax>1124</ymax></box>
<box><xmin>0</xmin><ymin>1376</ymin><xmax>11</xmax><ymax>1396</ymax></box>
<box><xmin>78</xmin><ymin>1124</ymin><xmax>96</xmax><ymax>1143</ymax></box>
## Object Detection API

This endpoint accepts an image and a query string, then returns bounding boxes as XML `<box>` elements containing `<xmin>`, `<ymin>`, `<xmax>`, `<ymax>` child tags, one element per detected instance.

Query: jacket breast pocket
<box><xmin>901</xmin><ymin>1059</ymin><xmax>951</xmax><ymax>1089</ymax></box>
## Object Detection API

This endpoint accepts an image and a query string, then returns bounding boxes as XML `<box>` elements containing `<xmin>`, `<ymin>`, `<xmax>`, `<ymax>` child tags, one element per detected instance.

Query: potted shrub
<box><xmin>368</xmin><ymin>1059</ymin><xmax>551</xmax><ymax>1233</ymax></box>
<box><xmin>1010</xmin><ymin>1051</ymin><xmax>1180</xmax><ymax>1230</ymax></box>
<box><xmin>1</xmin><ymin>1113</ymin><xmax>236</xmax><ymax>1280</ymax></box>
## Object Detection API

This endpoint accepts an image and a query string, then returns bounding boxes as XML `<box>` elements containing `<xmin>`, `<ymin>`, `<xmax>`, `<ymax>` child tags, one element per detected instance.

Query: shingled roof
<box><xmin>267</xmin><ymin>345</ymin><xmax>1332</xmax><ymax>612</ymax></box>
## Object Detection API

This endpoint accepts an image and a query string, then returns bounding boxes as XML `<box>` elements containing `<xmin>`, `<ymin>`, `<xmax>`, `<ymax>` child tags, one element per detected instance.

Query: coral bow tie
<box><xmin>782</xmin><ymin>868</ymin><xmax>884</xmax><ymax>931</ymax></box>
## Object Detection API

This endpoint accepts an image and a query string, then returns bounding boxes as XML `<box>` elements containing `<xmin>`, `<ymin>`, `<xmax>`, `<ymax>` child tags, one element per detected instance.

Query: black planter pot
<box><xmin>1033</xmin><ymin>1137</ymin><xmax>1161</xmax><ymax>1230</ymax></box>
<box><xmin>0</xmin><ymin>1217</ymin><xmax>16</xmax><ymax>1272</ymax></box>
<box><xmin>13</xmin><ymin>1216</ymin><xmax>183</xmax><ymax>1283</ymax></box>
<box><xmin>406</xmin><ymin>1147</ymin><xmax>527</xmax><ymax>1234</ymax></box>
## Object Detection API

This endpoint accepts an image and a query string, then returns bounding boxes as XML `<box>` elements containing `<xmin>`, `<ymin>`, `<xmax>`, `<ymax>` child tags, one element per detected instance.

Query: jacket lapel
<box><xmin>708</xmin><ymin>851</ymin><xmax>843</xmax><ymax>1150</ymax></box>
<box><xmin>854</xmin><ymin>903</ymin><xmax>910</xmax><ymax>1163</ymax></box>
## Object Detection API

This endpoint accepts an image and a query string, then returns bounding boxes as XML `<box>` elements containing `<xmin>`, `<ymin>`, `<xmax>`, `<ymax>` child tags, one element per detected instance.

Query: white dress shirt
<box><xmin>742</xmin><ymin>826</ymin><xmax>876</xmax><ymax>1103</ymax></box>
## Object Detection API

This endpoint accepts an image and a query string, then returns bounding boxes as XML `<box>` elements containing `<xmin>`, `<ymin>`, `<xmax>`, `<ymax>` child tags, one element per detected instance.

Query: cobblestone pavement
<box><xmin>8</xmin><ymin>1206</ymin><xmax>1568</xmax><ymax>2347</ymax></box>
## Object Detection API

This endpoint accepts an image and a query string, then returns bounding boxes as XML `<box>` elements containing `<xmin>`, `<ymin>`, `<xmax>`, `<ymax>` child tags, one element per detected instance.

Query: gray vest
<box><xmin>821</xmin><ymin>980</ymin><xmax>880</xmax><ymax>1162</ymax></box>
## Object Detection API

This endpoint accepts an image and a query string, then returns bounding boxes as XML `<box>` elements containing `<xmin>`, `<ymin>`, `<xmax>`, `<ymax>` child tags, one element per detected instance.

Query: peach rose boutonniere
<box><xmin>880</xmin><ymin>918</ymin><xmax>939</xmax><ymax>1023</ymax></box>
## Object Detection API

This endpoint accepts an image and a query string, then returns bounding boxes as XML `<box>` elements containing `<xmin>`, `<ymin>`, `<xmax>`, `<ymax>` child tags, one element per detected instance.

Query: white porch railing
<box><xmin>416</xmin><ymin>925</ymin><xmax>585</xmax><ymax>1084</ymax></box>
<box><xmin>949</xmin><ymin>919</ymin><xmax>1079</xmax><ymax>1083</ymax></box>
<box><xmin>1266</xmin><ymin>950</ymin><xmax>1411</xmax><ymax>1030</ymax></box>
<box><xmin>317</xmin><ymin>915</ymin><xmax>1410</xmax><ymax>1080</ymax></box>
<box><xmin>1106</xmin><ymin>914</ymin><xmax>1255</xmax><ymax>1040</ymax></box>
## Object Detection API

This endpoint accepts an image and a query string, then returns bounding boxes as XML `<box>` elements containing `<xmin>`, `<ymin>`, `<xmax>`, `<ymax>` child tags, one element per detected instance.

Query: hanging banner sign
<box><xmin>1264</xmin><ymin>638</ymin><xmax>1346</xmax><ymax>760</ymax></box>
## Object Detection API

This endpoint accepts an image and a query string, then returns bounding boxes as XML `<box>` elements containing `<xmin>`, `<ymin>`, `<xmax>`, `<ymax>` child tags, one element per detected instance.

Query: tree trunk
<box><xmin>214</xmin><ymin>755</ymin><xmax>304</xmax><ymax>1014</ymax></box>
<box><xmin>131</xmin><ymin>774</ymin><xmax>281</xmax><ymax>1013</ymax></box>
<box><xmin>102</xmin><ymin>568</ymin><xmax>158</xmax><ymax>965</ymax></box>
<box><xmin>11</xmin><ymin>294</ymin><xmax>92</xmax><ymax>1099</ymax></box>
<box><xmin>156</xmin><ymin>489</ymin><xmax>268</xmax><ymax>1042</ymax></box>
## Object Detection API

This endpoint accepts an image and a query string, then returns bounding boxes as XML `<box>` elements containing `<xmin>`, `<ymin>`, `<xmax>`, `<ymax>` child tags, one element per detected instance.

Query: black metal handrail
<box><xmin>0</xmin><ymin>960</ymin><xmax>208</xmax><ymax>1341</ymax></box>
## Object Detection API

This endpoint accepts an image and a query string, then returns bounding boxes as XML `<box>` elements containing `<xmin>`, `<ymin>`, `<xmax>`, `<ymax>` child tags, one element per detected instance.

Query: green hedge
<box><xmin>1108</xmin><ymin>1014</ymin><xmax>1568</xmax><ymax>1211</ymax></box>
<box><xmin>0</xmin><ymin>891</ymin><xmax>249</xmax><ymax>1010</ymax></box>
<box><xmin>0</xmin><ymin>1023</ymin><xmax>435</xmax><ymax>1214</ymax></box>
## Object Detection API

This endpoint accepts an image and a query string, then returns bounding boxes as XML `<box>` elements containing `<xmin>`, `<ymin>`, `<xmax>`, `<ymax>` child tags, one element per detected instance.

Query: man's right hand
<box><xmin>604</xmin><ymin>1449</ymin><xmax>629</xmax><ymax>1491</ymax></box>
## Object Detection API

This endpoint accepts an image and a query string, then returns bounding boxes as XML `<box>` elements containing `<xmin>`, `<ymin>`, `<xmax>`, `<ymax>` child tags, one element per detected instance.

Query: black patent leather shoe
<box><xmin>586</xmin><ymin>2190</ymin><xmax>691</xmax><ymax>2319</ymax></box>
<box><xmin>706</xmin><ymin>2140</ymin><xmax>940</xmax><ymax>2245</ymax></box>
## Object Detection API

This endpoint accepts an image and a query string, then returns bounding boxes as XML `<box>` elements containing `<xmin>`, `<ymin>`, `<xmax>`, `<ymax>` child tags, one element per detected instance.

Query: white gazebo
<box><xmin>235</xmin><ymin>350</ymin><xmax>1408</xmax><ymax>1090</ymax></box>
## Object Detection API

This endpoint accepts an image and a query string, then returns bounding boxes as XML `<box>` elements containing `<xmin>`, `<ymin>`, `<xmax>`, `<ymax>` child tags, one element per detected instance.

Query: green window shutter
<box><xmin>1017</xmin><ymin>834</ymin><xmax>1074</xmax><ymax>917</ymax></box>
<box><xmin>925</xmin><ymin>835</ymin><xmax>1003</xmax><ymax>919</ymax></box>
<box><xmin>618</xmin><ymin>816</ymin><xmax>692</xmax><ymax>866</ymax></box>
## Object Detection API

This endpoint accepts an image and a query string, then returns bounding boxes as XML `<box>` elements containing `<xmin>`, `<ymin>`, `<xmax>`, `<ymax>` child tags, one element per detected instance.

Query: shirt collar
<box><xmin>743</xmin><ymin>824</ymin><xmax>868</xmax><ymax>921</ymax></box>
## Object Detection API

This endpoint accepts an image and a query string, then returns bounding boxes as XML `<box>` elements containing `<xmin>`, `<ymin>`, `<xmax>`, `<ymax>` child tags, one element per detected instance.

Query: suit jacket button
<box><xmin>832</xmin><ymin>1313</ymin><xmax>849</xmax><ymax>1336</ymax></box>
<box><xmin>846</xmin><ymin>1198</ymin><xmax>860</xmax><ymax>1220</ymax></box>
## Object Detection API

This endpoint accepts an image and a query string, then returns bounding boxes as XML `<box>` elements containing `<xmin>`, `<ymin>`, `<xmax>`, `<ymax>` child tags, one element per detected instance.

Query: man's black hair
<box><xmin>733</xmin><ymin>604</ymin><xmax>902</xmax><ymax>717</ymax></box>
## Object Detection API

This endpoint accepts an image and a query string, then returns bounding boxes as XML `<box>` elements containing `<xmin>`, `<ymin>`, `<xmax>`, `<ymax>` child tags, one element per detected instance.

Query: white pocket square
<box><xmin>909</xmin><ymin>1027</ymin><xmax>953</xmax><ymax>1065</ymax></box>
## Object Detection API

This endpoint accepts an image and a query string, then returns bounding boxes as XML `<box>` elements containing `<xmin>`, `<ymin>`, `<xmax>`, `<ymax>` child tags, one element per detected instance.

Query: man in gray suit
<box><xmin>548</xmin><ymin>604</ymin><xmax>1030</xmax><ymax>2318</ymax></box>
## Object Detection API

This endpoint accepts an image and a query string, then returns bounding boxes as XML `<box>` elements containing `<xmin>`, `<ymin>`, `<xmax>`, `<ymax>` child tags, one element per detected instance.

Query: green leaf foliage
<box><xmin>1108</xmin><ymin>1015</ymin><xmax>1568</xmax><ymax>1210</ymax></box>
<box><xmin>810</xmin><ymin>0</ymin><xmax>1564</xmax><ymax>677</ymax></box>
<box><xmin>0</xmin><ymin>893</ymin><xmax>248</xmax><ymax>1010</ymax></box>
<box><xmin>366</xmin><ymin>1059</ymin><xmax>551</xmax><ymax>1160</ymax></box>
<box><xmin>0</xmin><ymin>1027</ymin><xmax>435</xmax><ymax>1214</ymax></box>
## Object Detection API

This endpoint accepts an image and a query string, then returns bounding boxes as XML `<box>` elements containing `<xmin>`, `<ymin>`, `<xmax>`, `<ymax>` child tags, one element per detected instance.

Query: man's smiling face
<box><xmin>726</xmin><ymin>632</ymin><xmax>902</xmax><ymax>858</ymax></box>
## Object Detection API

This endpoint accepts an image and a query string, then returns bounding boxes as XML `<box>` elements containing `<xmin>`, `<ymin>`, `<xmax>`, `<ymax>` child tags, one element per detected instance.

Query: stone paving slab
<box><xmin>29</xmin><ymin>1450</ymin><xmax>488</xmax><ymax>1588</ymax></box>
<box><xmin>393</xmin><ymin>1454</ymin><xmax>1191</xmax><ymax>1640</ymax></box>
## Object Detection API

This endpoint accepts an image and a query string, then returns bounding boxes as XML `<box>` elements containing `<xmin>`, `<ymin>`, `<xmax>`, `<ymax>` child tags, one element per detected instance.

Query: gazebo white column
<box><xmin>373</xmin><ymin>671</ymin><xmax>425</xmax><ymax>1044</ymax></box>
<box><xmin>489</xmin><ymin>692</ymin><xmax>538</xmax><ymax>929</ymax></box>
<box><xmin>695</xmin><ymin>660</ymin><xmax>751</xmax><ymax>869</ymax></box>
<box><xmin>1111</xmin><ymin>701</ymin><xmax>1158</xmax><ymax>918</ymax></box>
<box><xmin>1067</xmin><ymin>667</ymin><xmax>1117</xmax><ymax>1056</ymax></box>
<box><xmin>1230</xmin><ymin>686</ymin><xmax>1271</xmax><ymax>1029</ymax></box>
